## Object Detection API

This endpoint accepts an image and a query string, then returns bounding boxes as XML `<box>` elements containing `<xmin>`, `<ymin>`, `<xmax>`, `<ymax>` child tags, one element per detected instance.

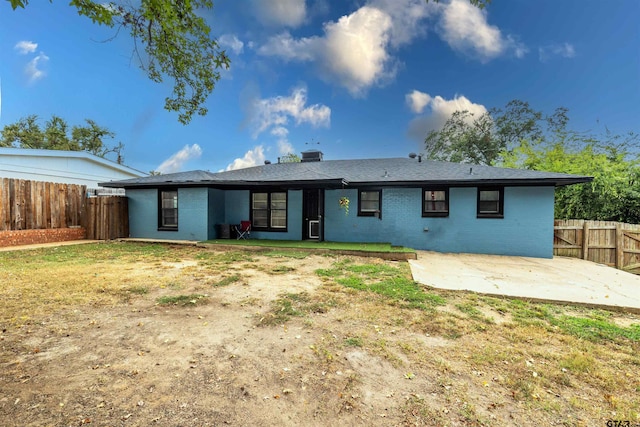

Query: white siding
<box><xmin>0</xmin><ymin>148</ymin><xmax>144</xmax><ymax>189</ymax></box>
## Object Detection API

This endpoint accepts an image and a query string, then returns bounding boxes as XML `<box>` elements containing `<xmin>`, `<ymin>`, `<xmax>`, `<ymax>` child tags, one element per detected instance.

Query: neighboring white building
<box><xmin>0</xmin><ymin>147</ymin><xmax>146</xmax><ymax>195</ymax></box>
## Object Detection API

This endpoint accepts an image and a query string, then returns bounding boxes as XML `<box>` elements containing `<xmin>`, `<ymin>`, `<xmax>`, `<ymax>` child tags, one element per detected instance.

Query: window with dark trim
<box><xmin>477</xmin><ymin>187</ymin><xmax>504</xmax><ymax>218</ymax></box>
<box><xmin>422</xmin><ymin>188</ymin><xmax>449</xmax><ymax>217</ymax></box>
<box><xmin>158</xmin><ymin>189</ymin><xmax>178</xmax><ymax>230</ymax></box>
<box><xmin>251</xmin><ymin>191</ymin><xmax>287</xmax><ymax>231</ymax></box>
<box><xmin>358</xmin><ymin>189</ymin><xmax>381</xmax><ymax>217</ymax></box>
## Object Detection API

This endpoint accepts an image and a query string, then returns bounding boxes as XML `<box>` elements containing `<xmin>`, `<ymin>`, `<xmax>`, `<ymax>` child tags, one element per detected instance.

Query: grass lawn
<box><xmin>202</xmin><ymin>239</ymin><xmax>416</xmax><ymax>253</ymax></box>
<box><xmin>0</xmin><ymin>242</ymin><xmax>638</xmax><ymax>426</ymax></box>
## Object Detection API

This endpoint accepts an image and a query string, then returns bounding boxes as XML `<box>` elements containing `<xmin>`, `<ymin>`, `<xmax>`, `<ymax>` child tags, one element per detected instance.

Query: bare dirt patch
<box><xmin>1</xmin><ymin>243</ymin><xmax>639</xmax><ymax>426</ymax></box>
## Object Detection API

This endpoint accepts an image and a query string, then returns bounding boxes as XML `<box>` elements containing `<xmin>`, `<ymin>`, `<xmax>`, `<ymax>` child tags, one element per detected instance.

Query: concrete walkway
<box><xmin>0</xmin><ymin>240</ymin><xmax>101</xmax><ymax>252</ymax></box>
<box><xmin>409</xmin><ymin>251</ymin><xmax>640</xmax><ymax>313</ymax></box>
<box><xmin>0</xmin><ymin>239</ymin><xmax>198</xmax><ymax>253</ymax></box>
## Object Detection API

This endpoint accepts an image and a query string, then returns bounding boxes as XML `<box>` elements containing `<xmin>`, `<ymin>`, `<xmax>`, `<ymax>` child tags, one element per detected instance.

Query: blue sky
<box><xmin>0</xmin><ymin>0</ymin><xmax>638</xmax><ymax>174</ymax></box>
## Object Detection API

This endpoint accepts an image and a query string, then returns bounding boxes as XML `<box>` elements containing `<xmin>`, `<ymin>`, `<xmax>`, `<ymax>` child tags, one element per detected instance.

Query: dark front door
<box><xmin>302</xmin><ymin>189</ymin><xmax>323</xmax><ymax>240</ymax></box>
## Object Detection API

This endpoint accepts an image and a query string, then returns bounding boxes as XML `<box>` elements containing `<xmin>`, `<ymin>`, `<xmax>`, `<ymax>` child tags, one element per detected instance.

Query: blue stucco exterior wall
<box><xmin>224</xmin><ymin>190</ymin><xmax>248</xmax><ymax>226</ymax></box>
<box><xmin>127</xmin><ymin>187</ymin><xmax>210</xmax><ymax>241</ymax></box>
<box><xmin>323</xmin><ymin>186</ymin><xmax>555</xmax><ymax>258</ymax></box>
<box><xmin>223</xmin><ymin>190</ymin><xmax>303</xmax><ymax>240</ymax></box>
<box><xmin>127</xmin><ymin>185</ymin><xmax>555</xmax><ymax>257</ymax></box>
<box><xmin>252</xmin><ymin>190</ymin><xmax>302</xmax><ymax>241</ymax></box>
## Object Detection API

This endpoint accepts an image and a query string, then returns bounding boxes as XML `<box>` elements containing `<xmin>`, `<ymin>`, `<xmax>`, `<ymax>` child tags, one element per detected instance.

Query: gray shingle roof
<box><xmin>100</xmin><ymin>157</ymin><xmax>592</xmax><ymax>188</ymax></box>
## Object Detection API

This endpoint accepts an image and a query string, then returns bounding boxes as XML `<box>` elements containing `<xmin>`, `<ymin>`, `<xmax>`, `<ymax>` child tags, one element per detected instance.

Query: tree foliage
<box><xmin>8</xmin><ymin>0</ymin><xmax>230</xmax><ymax>124</ymax></box>
<box><xmin>424</xmin><ymin>100</ymin><xmax>565</xmax><ymax>165</ymax></box>
<box><xmin>424</xmin><ymin>99</ymin><xmax>640</xmax><ymax>222</ymax></box>
<box><xmin>424</xmin><ymin>110</ymin><xmax>496</xmax><ymax>165</ymax></box>
<box><xmin>279</xmin><ymin>153</ymin><xmax>301</xmax><ymax>163</ymax></box>
<box><xmin>502</xmin><ymin>131</ymin><xmax>640</xmax><ymax>223</ymax></box>
<box><xmin>1</xmin><ymin>115</ymin><xmax>124</xmax><ymax>163</ymax></box>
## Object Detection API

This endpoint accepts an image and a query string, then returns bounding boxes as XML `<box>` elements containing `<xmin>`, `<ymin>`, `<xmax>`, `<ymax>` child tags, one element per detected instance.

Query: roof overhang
<box><xmin>101</xmin><ymin>175</ymin><xmax>592</xmax><ymax>189</ymax></box>
<box><xmin>350</xmin><ymin>177</ymin><xmax>593</xmax><ymax>187</ymax></box>
<box><xmin>100</xmin><ymin>178</ymin><xmax>349</xmax><ymax>190</ymax></box>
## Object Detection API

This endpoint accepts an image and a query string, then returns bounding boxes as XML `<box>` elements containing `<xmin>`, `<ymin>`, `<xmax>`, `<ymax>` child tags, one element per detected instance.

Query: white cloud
<box><xmin>510</xmin><ymin>36</ymin><xmax>529</xmax><ymax>59</ymax></box>
<box><xmin>156</xmin><ymin>144</ymin><xmax>203</xmax><ymax>174</ymax></box>
<box><xmin>244</xmin><ymin>87</ymin><xmax>330</xmax><ymax>158</ymax></box>
<box><xmin>258</xmin><ymin>1</ymin><xmax>525</xmax><ymax>91</ymax></box>
<box><xmin>14</xmin><ymin>40</ymin><xmax>50</xmax><ymax>83</ymax></box>
<box><xmin>14</xmin><ymin>40</ymin><xmax>37</xmax><ymax>54</ymax></box>
<box><xmin>277</xmin><ymin>139</ymin><xmax>295</xmax><ymax>156</ymax></box>
<box><xmin>369</xmin><ymin>0</ymin><xmax>437</xmax><ymax>47</ymax></box>
<box><xmin>258</xmin><ymin>1</ymin><xmax>437</xmax><ymax>96</ymax></box>
<box><xmin>539</xmin><ymin>42</ymin><xmax>576</xmax><ymax>62</ymax></box>
<box><xmin>252</xmin><ymin>0</ymin><xmax>306</xmax><ymax>28</ymax></box>
<box><xmin>270</xmin><ymin>126</ymin><xmax>295</xmax><ymax>155</ymax></box>
<box><xmin>265</xmin><ymin>127</ymin><xmax>294</xmax><ymax>155</ymax></box>
<box><xmin>257</xmin><ymin>32</ymin><xmax>317</xmax><ymax>62</ymax></box>
<box><xmin>248</xmin><ymin>86</ymin><xmax>330</xmax><ymax>138</ymax></box>
<box><xmin>406</xmin><ymin>93</ymin><xmax>488</xmax><ymax>141</ymax></box>
<box><xmin>25</xmin><ymin>53</ymin><xmax>49</xmax><ymax>83</ymax></box>
<box><xmin>318</xmin><ymin>6</ymin><xmax>394</xmax><ymax>96</ymax></box>
<box><xmin>270</xmin><ymin>126</ymin><xmax>289</xmax><ymax>138</ymax></box>
<box><xmin>218</xmin><ymin>34</ymin><xmax>244</xmax><ymax>55</ymax></box>
<box><xmin>225</xmin><ymin>146</ymin><xmax>266</xmax><ymax>171</ymax></box>
<box><xmin>259</xmin><ymin>7</ymin><xmax>394</xmax><ymax>96</ymax></box>
<box><xmin>405</xmin><ymin>90</ymin><xmax>432</xmax><ymax>114</ymax></box>
<box><xmin>437</xmin><ymin>0</ymin><xmax>525</xmax><ymax>62</ymax></box>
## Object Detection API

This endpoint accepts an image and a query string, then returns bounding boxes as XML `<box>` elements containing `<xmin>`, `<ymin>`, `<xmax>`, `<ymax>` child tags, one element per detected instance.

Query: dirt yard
<box><xmin>0</xmin><ymin>242</ymin><xmax>638</xmax><ymax>426</ymax></box>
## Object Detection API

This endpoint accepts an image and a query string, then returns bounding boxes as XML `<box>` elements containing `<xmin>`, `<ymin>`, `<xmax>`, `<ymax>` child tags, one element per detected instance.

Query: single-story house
<box><xmin>101</xmin><ymin>150</ymin><xmax>592</xmax><ymax>258</ymax></box>
<box><xmin>0</xmin><ymin>147</ymin><xmax>146</xmax><ymax>194</ymax></box>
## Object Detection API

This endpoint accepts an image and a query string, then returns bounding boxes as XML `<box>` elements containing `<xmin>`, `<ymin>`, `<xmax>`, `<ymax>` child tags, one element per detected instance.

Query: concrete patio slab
<box><xmin>409</xmin><ymin>251</ymin><xmax>640</xmax><ymax>313</ymax></box>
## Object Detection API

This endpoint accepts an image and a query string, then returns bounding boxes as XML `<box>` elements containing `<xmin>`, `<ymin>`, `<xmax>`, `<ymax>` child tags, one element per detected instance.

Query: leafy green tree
<box><xmin>279</xmin><ymin>153</ymin><xmax>301</xmax><ymax>163</ymax></box>
<box><xmin>424</xmin><ymin>110</ymin><xmax>496</xmax><ymax>165</ymax></box>
<box><xmin>424</xmin><ymin>100</ymin><xmax>556</xmax><ymax>165</ymax></box>
<box><xmin>1</xmin><ymin>115</ymin><xmax>123</xmax><ymax>163</ymax></box>
<box><xmin>43</xmin><ymin>115</ymin><xmax>72</xmax><ymax>151</ymax></box>
<box><xmin>501</xmin><ymin>125</ymin><xmax>640</xmax><ymax>223</ymax></box>
<box><xmin>71</xmin><ymin>119</ymin><xmax>116</xmax><ymax>156</ymax></box>
<box><xmin>425</xmin><ymin>99</ymin><xmax>639</xmax><ymax>222</ymax></box>
<box><xmin>0</xmin><ymin>115</ymin><xmax>44</xmax><ymax>149</ymax></box>
<box><xmin>7</xmin><ymin>0</ymin><xmax>230</xmax><ymax>124</ymax></box>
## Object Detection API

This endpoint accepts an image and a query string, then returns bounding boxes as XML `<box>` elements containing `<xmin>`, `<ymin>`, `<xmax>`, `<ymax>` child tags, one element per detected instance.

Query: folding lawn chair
<box><xmin>235</xmin><ymin>221</ymin><xmax>251</xmax><ymax>240</ymax></box>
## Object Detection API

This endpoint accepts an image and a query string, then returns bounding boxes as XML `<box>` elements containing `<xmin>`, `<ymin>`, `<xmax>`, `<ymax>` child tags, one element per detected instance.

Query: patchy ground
<box><xmin>0</xmin><ymin>243</ymin><xmax>638</xmax><ymax>426</ymax></box>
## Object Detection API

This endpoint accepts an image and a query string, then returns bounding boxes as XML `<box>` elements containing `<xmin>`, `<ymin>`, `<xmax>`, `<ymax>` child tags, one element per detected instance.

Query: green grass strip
<box><xmin>551</xmin><ymin>315</ymin><xmax>640</xmax><ymax>342</ymax></box>
<box><xmin>156</xmin><ymin>294</ymin><xmax>208</xmax><ymax>306</ymax></box>
<box><xmin>202</xmin><ymin>239</ymin><xmax>415</xmax><ymax>253</ymax></box>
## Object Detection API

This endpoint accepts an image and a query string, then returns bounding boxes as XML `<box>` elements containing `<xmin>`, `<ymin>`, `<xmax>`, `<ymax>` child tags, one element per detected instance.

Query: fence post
<box><xmin>615</xmin><ymin>225</ymin><xmax>624</xmax><ymax>269</ymax></box>
<box><xmin>582</xmin><ymin>222</ymin><xmax>590</xmax><ymax>260</ymax></box>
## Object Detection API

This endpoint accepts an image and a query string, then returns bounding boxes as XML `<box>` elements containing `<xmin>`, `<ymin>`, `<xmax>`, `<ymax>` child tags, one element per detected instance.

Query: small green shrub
<box><xmin>262</xmin><ymin>250</ymin><xmax>309</xmax><ymax>259</ymax></box>
<box><xmin>345</xmin><ymin>337</ymin><xmax>363</xmax><ymax>347</ymax></box>
<box><xmin>156</xmin><ymin>294</ymin><xmax>208</xmax><ymax>306</ymax></box>
<box><xmin>127</xmin><ymin>286</ymin><xmax>149</xmax><ymax>295</ymax></box>
<box><xmin>212</xmin><ymin>275</ymin><xmax>241</xmax><ymax>287</ymax></box>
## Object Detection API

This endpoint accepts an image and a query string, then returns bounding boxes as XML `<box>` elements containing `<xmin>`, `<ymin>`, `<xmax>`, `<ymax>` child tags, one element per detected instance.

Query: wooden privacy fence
<box><xmin>0</xmin><ymin>178</ymin><xmax>128</xmax><ymax>241</ymax></box>
<box><xmin>554</xmin><ymin>219</ymin><xmax>640</xmax><ymax>274</ymax></box>
<box><xmin>82</xmin><ymin>196</ymin><xmax>129</xmax><ymax>240</ymax></box>
<box><xmin>0</xmin><ymin>178</ymin><xmax>86</xmax><ymax>230</ymax></box>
